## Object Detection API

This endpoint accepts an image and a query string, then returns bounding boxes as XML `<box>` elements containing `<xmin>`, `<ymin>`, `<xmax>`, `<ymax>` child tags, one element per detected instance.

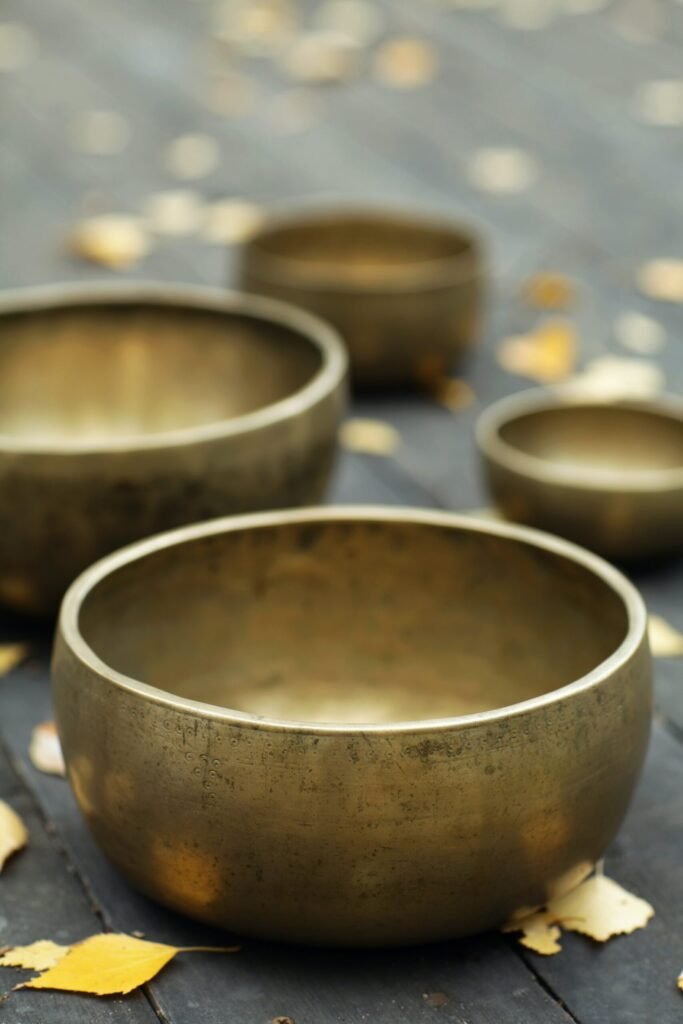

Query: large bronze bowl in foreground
<box><xmin>0</xmin><ymin>285</ymin><xmax>346</xmax><ymax>614</ymax></box>
<box><xmin>53</xmin><ymin>508</ymin><xmax>651</xmax><ymax>947</ymax></box>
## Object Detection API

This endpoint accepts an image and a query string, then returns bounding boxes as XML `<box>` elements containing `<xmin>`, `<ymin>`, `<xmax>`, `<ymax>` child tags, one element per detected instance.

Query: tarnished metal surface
<box><xmin>0</xmin><ymin>285</ymin><xmax>347</xmax><ymax>614</ymax></box>
<box><xmin>238</xmin><ymin>206</ymin><xmax>484</xmax><ymax>388</ymax></box>
<box><xmin>53</xmin><ymin>508</ymin><xmax>651</xmax><ymax>946</ymax></box>
<box><xmin>477</xmin><ymin>390</ymin><xmax>683</xmax><ymax>562</ymax></box>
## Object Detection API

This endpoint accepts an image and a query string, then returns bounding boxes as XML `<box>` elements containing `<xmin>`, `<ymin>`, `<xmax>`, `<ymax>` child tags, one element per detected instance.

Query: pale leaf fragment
<box><xmin>637</xmin><ymin>259</ymin><xmax>683</xmax><ymax>303</ymax></box>
<box><xmin>143</xmin><ymin>190</ymin><xmax>205</xmax><ymax>237</ymax></box>
<box><xmin>20</xmin><ymin>933</ymin><xmax>238</xmax><ymax>996</ymax></box>
<box><xmin>0</xmin><ymin>940</ymin><xmax>68</xmax><ymax>971</ymax></box>
<box><xmin>633</xmin><ymin>80</ymin><xmax>683</xmax><ymax>127</ymax></box>
<box><xmin>70</xmin><ymin>214</ymin><xmax>150</xmax><ymax>269</ymax></box>
<box><xmin>202</xmin><ymin>199</ymin><xmax>264</xmax><ymax>245</ymax></box>
<box><xmin>549</xmin><ymin>875</ymin><xmax>654</xmax><ymax>942</ymax></box>
<box><xmin>502</xmin><ymin>910</ymin><xmax>562</xmax><ymax>955</ymax></box>
<box><xmin>648</xmin><ymin>614</ymin><xmax>683</xmax><ymax>658</ymax></box>
<box><xmin>339</xmin><ymin>418</ymin><xmax>400</xmax><ymax>455</ymax></box>
<box><xmin>374</xmin><ymin>37</ymin><xmax>439</xmax><ymax>89</ymax></box>
<box><xmin>29</xmin><ymin>721</ymin><xmax>66</xmax><ymax>777</ymax></box>
<box><xmin>0</xmin><ymin>800</ymin><xmax>28</xmax><ymax>871</ymax></box>
<box><xmin>523</xmin><ymin>272</ymin><xmax>575</xmax><ymax>310</ymax></box>
<box><xmin>164</xmin><ymin>134</ymin><xmax>220</xmax><ymax>181</ymax></box>
<box><xmin>614</xmin><ymin>312</ymin><xmax>666</xmax><ymax>355</ymax></box>
<box><xmin>468</xmin><ymin>147</ymin><xmax>539</xmax><ymax>194</ymax></box>
<box><xmin>282</xmin><ymin>30</ymin><xmax>361</xmax><ymax>84</ymax></box>
<box><xmin>565</xmin><ymin>355</ymin><xmax>664</xmax><ymax>399</ymax></box>
<box><xmin>498</xmin><ymin>318</ymin><xmax>577</xmax><ymax>383</ymax></box>
<box><xmin>0</xmin><ymin>643</ymin><xmax>28</xmax><ymax>677</ymax></box>
<box><xmin>432</xmin><ymin>377</ymin><xmax>476</xmax><ymax>412</ymax></box>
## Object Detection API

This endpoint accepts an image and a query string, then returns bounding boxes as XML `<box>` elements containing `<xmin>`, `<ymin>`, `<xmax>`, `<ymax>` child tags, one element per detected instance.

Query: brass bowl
<box><xmin>477</xmin><ymin>389</ymin><xmax>683</xmax><ymax>562</ymax></box>
<box><xmin>53</xmin><ymin>508</ymin><xmax>650</xmax><ymax>947</ymax></box>
<box><xmin>237</xmin><ymin>206</ymin><xmax>484</xmax><ymax>388</ymax></box>
<box><xmin>0</xmin><ymin>284</ymin><xmax>346</xmax><ymax>615</ymax></box>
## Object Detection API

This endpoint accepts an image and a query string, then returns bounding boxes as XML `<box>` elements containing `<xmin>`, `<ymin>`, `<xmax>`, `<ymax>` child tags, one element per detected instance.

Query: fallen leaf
<box><xmin>502</xmin><ymin>910</ymin><xmax>562</xmax><ymax>955</ymax></box>
<box><xmin>29</xmin><ymin>721</ymin><xmax>66</xmax><ymax>777</ymax></box>
<box><xmin>374</xmin><ymin>37</ymin><xmax>439</xmax><ymax>89</ymax></box>
<box><xmin>0</xmin><ymin>941</ymin><xmax>69</xmax><ymax>971</ymax></box>
<box><xmin>432</xmin><ymin>377</ymin><xmax>477</xmax><ymax>412</ymax></box>
<box><xmin>164</xmin><ymin>134</ymin><xmax>220</xmax><ymax>181</ymax></box>
<box><xmin>339</xmin><ymin>418</ymin><xmax>400</xmax><ymax>455</ymax></box>
<box><xmin>614</xmin><ymin>311</ymin><xmax>666</xmax><ymax>354</ymax></box>
<box><xmin>498</xmin><ymin>318</ymin><xmax>577</xmax><ymax>382</ymax></box>
<box><xmin>504</xmin><ymin>873</ymin><xmax>654</xmax><ymax>955</ymax></box>
<box><xmin>523</xmin><ymin>272</ymin><xmax>575</xmax><ymax>310</ymax></box>
<box><xmin>565</xmin><ymin>355</ymin><xmax>664</xmax><ymax>398</ymax></box>
<box><xmin>0</xmin><ymin>643</ymin><xmax>28</xmax><ymax>677</ymax></box>
<box><xmin>468</xmin><ymin>147</ymin><xmax>539</xmax><ymax>194</ymax></box>
<box><xmin>143</xmin><ymin>190</ymin><xmax>205</xmax><ymax>237</ymax></box>
<box><xmin>637</xmin><ymin>259</ymin><xmax>683</xmax><ymax>303</ymax></box>
<box><xmin>648</xmin><ymin>615</ymin><xmax>683</xmax><ymax>657</ymax></box>
<box><xmin>633</xmin><ymin>80</ymin><xmax>683</xmax><ymax>127</ymax></box>
<box><xmin>282</xmin><ymin>30</ymin><xmax>361</xmax><ymax>84</ymax></box>
<box><xmin>70</xmin><ymin>214</ymin><xmax>151</xmax><ymax>269</ymax></box>
<box><xmin>20</xmin><ymin>933</ymin><xmax>238</xmax><ymax>996</ymax></box>
<box><xmin>202</xmin><ymin>199</ymin><xmax>264</xmax><ymax>244</ymax></box>
<box><xmin>0</xmin><ymin>800</ymin><xmax>28</xmax><ymax>871</ymax></box>
<box><xmin>69</xmin><ymin>110</ymin><xmax>130</xmax><ymax>156</ymax></box>
<box><xmin>0</xmin><ymin>23</ymin><xmax>36</xmax><ymax>72</ymax></box>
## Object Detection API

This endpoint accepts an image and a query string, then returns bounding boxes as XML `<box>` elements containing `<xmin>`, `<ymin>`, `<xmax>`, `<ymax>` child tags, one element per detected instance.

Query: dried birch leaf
<box><xmin>0</xmin><ymin>800</ymin><xmax>28</xmax><ymax>871</ymax></box>
<box><xmin>502</xmin><ymin>910</ymin><xmax>562</xmax><ymax>955</ymax></box>
<box><xmin>70</xmin><ymin>214</ymin><xmax>150</xmax><ymax>269</ymax></box>
<box><xmin>565</xmin><ymin>355</ymin><xmax>664</xmax><ymax>398</ymax></box>
<box><xmin>648</xmin><ymin>615</ymin><xmax>683</xmax><ymax>658</ymax></box>
<box><xmin>164</xmin><ymin>134</ymin><xmax>220</xmax><ymax>181</ymax></box>
<box><xmin>504</xmin><ymin>873</ymin><xmax>654</xmax><ymax>955</ymax></box>
<box><xmin>0</xmin><ymin>643</ymin><xmax>28</xmax><ymax>677</ymax></box>
<box><xmin>143</xmin><ymin>190</ymin><xmax>205</xmax><ymax>237</ymax></box>
<box><xmin>20</xmin><ymin>933</ymin><xmax>238</xmax><ymax>996</ymax></box>
<box><xmin>282</xmin><ymin>30</ymin><xmax>361</xmax><ymax>84</ymax></box>
<box><xmin>374</xmin><ymin>37</ymin><xmax>438</xmax><ymax>89</ymax></box>
<box><xmin>468</xmin><ymin>147</ymin><xmax>538</xmax><ymax>194</ymax></box>
<box><xmin>29</xmin><ymin>721</ymin><xmax>66</xmax><ymax>777</ymax></box>
<box><xmin>0</xmin><ymin>941</ymin><xmax>69</xmax><ymax>971</ymax></box>
<box><xmin>549</xmin><ymin>875</ymin><xmax>654</xmax><ymax>942</ymax></box>
<box><xmin>498</xmin><ymin>318</ymin><xmax>577</xmax><ymax>382</ymax></box>
<box><xmin>339</xmin><ymin>418</ymin><xmax>400</xmax><ymax>455</ymax></box>
<box><xmin>614</xmin><ymin>312</ymin><xmax>666</xmax><ymax>355</ymax></box>
<box><xmin>523</xmin><ymin>272</ymin><xmax>575</xmax><ymax>310</ymax></box>
<box><xmin>633</xmin><ymin>80</ymin><xmax>683</xmax><ymax>127</ymax></box>
<box><xmin>202</xmin><ymin>199</ymin><xmax>264</xmax><ymax>244</ymax></box>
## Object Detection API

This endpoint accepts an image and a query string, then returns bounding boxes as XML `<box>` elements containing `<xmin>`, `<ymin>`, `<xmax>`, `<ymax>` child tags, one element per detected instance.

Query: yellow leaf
<box><xmin>0</xmin><ymin>643</ymin><xmax>28</xmax><ymax>677</ymax></box>
<box><xmin>549</xmin><ymin>874</ymin><xmax>654</xmax><ymax>942</ymax></box>
<box><xmin>21</xmin><ymin>933</ymin><xmax>239</xmax><ymax>996</ymax></box>
<box><xmin>498</xmin><ymin>318</ymin><xmax>577</xmax><ymax>383</ymax></box>
<box><xmin>339</xmin><ymin>418</ymin><xmax>400</xmax><ymax>456</ymax></box>
<box><xmin>523</xmin><ymin>273</ymin><xmax>575</xmax><ymax>310</ymax></box>
<box><xmin>0</xmin><ymin>940</ymin><xmax>68</xmax><ymax>971</ymax></box>
<box><xmin>648</xmin><ymin>614</ymin><xmax>683</xmax><ymax>658</ymax></box>
<box><xmin>0</xmin><ymin>799</ymin><xmax>28</xmax><ymax>871</ymax></box>
<box><xmin>502</xmin><ymin>910</ymin><xmax>562</xmax><ymax>955</ymax></box>
<box><xmin>70</xmin><ymin>214</ymin><xmax>151</xmax><ymax>269</ymax></box>
<box><xmin>29</xmin><ymin>721</ymin><xmax>66</xmax><ymax>777</ymax></box>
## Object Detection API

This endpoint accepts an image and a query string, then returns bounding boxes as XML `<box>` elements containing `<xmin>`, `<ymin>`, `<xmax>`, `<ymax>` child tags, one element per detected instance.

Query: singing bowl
<box><xmin>477</xmin><ymin>389</ymin><xmax>683</xmax><ymax>562</ymax></box>
<box><xmin>237</xmin><ymin>206</ymin><xmax>484</xmax><ymax>388</ymax></box>
<box><xmin>0</xmin><ymin>284</ymin><xmax>346</xmax><ymax>615</ymax></box>
<box><xmin>53</xmin><ymin>508</ymin><xmax>651</xmax><ymax>947</ymax></box>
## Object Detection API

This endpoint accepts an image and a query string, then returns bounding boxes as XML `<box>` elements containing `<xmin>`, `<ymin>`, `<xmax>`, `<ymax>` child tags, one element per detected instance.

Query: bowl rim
<box><xmin>57</xmin><ymin>506</ymin><xmax>648</xmax><ymax>736</ymax></box>
<box><xmin>476</xmin><ymin>387</ymin><xmax>683</xmax><ymax>492</ymax></box>
<box><xmin>239</xmin><ymin>203</ymin><xmax>484</xmax><ymax>293</ymax></box>
<box><xmin>0</xmin><ymin>282</ymin><xmax>347</xmax><ymax>455</ymax></box>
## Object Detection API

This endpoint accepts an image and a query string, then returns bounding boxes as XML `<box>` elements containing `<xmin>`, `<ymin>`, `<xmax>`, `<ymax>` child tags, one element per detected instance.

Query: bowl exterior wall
<box><xmin>52</xmin><ymin>631</ymin><xmax>651</xmax><ymax>947</ymax></box>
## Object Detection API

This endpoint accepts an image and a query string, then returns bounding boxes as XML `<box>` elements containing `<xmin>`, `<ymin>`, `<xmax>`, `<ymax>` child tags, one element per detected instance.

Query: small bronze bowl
<box><xmin>237</xmin><ymin>206</ymin><xmax>484</xmax><ymax>388</ymax></box>
<box><xmin>0</xmin><ymin>284</ymin><xmax>346</xmax><ymax>614</ymax></box>
<box><xmin>477</xmin><ymin>389</ymin><xmax>683</xmax><ymax>562</ymax></box>
<box><xmin>53</xmin><ymin>508</ymin><xmax>650</xmax><ymax>947</ymax></box>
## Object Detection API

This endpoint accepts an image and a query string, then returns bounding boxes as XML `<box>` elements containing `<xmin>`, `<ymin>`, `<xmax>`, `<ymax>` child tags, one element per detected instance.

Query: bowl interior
<box><xmin>0</xmin><ymin>301</ymin><xmax>322</xmax><ymax>442</ymax></box>
<box><xmin>77</xmin><ymin>519</ymin><xmax>629</xmax><ymax>725</ymax></box>
<box><xmin>499</xmin><ymin>404</ymin><xmax>683</xmax><ymax>474</ymax></box>
<box><xmin>248</xmin><ymin>213</ymin><xmax>475</xmax><ymax>285</ymax></box>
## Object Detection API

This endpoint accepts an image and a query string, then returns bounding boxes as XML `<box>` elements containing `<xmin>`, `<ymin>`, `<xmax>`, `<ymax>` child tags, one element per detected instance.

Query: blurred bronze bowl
<box><xmin>0</xmin><ymin>284</ymin><xmax>347</xmax><ymax>615</ymax></box>
<box><xmin>237</xmin><ymin>206</ymin><xmax>484</xmax><ymax>388</ymax></box>
<box><xmin>53</xmin><ymin>508</ymin><xmax>650</xmax><ymax>947</ymax></box>
<box><xmin>477</xmin><ymin>389</ymin><xmax>683</xmax><ymax>562</ymax></box>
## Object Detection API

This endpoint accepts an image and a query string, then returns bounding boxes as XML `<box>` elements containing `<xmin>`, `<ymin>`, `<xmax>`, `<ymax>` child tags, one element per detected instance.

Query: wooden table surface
<box><xmin>1</xmin><ymin>0</ymin><xmax>682</xmax><ymax>1021</ymax></box>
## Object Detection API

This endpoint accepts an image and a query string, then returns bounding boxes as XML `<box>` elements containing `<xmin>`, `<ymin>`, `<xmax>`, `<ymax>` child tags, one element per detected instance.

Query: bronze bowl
<box><xmin>237</xmin><ymin>206</ymin><xmax>484</xmax><ymax>388</ymax></box>
<box><xmin>477</xmin><ymin>389</ymin><xmax>683</xmax><ymax>562</ymax></box>
<box><xmin>53</xmin><ymin>507</ymin><xmax>651</xmax><ymax>947</ymax></box>
<box><xmin>0</xmin><ymin>284</ymin><xmax>347</xmax><ymax>615</ymax></box>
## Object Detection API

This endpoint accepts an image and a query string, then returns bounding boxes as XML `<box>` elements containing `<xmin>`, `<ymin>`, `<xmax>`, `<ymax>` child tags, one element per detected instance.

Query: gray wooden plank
<box><xmin>0</xmin><ymin>744</ymin><xmax>159</xmax><ymax>1023</ymax></box>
